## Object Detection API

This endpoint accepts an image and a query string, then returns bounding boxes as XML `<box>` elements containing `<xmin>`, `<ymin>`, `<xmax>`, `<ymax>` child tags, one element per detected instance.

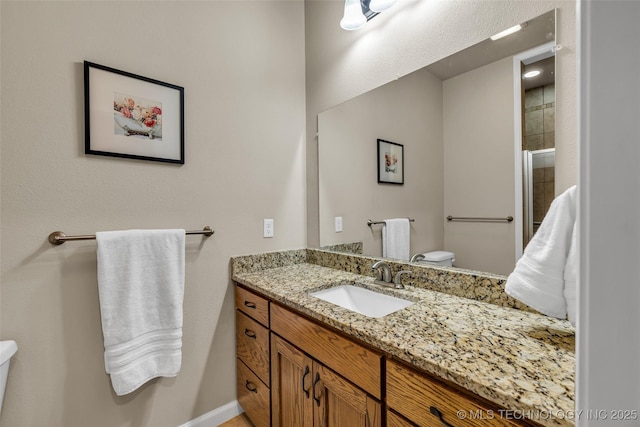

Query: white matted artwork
<box><xmin>377</xmin><ymin>139</ymin><xmax>404</xmax><ymax>184</ymax></box>
<box><xmin>84</xmin><ymin>61</ymin><xmax>184</xmax><ymax>164</ymax></box>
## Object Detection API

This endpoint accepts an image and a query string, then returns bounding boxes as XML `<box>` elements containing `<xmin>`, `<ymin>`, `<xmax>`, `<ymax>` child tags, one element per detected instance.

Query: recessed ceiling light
<box><xmin>524</xmin><ymin>70</ymin><xmax>541</xmax><ymax>78</ymax></box>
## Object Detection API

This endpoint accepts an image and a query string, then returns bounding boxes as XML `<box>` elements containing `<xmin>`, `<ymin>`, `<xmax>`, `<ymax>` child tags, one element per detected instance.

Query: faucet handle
<box><xmin>393</xmin><ymin>270</ymin><xmax>412</xmax><ymax>286</ymax></box>
<box><xmin>371</xmin><ymin>265</ymin><xmax>383</xmax><ymax>281</ymax></box>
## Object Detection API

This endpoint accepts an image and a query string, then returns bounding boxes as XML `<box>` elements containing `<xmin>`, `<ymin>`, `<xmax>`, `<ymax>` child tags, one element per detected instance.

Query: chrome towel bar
<box><xmin>446</xmin><ymin>216</ymin><xmax>513</xmax><ymax>223</ymax></box>
<box><xmin>48</xmin><ymin>226</ymin><xmax>214</xmax><ymax>245</ymax></box>
<box><xmin>367</xmin><ymin>218</ymin><xmax>415</xmax><ymax>227</ymax></box>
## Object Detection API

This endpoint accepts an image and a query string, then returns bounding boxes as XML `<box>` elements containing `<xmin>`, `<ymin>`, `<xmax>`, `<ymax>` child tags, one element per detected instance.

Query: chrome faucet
<box><xmin>371</xmin><ymin>261</ymin><xmax>411</xmax><ymax>289</ymax></box>
<box><xmin>410</xmin><ymin>253</ymin><xmax>426</xmax><ymax>262</ymax></box>
<box><xmin>371</xmin><ymin>260</ymin><xmax>392</xmax><ymax>283</ymax></box>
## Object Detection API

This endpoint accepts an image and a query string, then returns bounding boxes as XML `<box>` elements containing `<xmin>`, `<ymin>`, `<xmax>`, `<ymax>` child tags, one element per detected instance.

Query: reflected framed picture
<box><xmin>377</xmin><ymin>139</ymin><xmax>404</xmax><ymax>184</ymax></box>
<box><xmin>84</xmin><ymin>61</ymin><xmax>185</xmax><ymax>164</ymax></box>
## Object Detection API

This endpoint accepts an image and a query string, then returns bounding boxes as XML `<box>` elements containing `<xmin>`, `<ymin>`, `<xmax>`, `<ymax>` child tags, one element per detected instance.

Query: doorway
<box><xmin>522</xmin><ymin>54</ymin><xmax>556</xmax><ymax>247</ymax></box>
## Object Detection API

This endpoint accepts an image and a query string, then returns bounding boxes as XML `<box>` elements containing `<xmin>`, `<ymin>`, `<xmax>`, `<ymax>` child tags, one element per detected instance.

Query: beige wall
<box><xmin>318</xmin><ymin>67</ymin><xmax>444</xmax><ymax>258</ymax></box>
<box><xmin>305</xmin><ymin>0</ymin><xmax>577</xmax><ymax>247</ymax></box>
<box><xmin>443</xmin><ymin>57</ymin><xmax>516</xmax><ymax>275</ymax></box>
<box><xmin>0</xmin><ymin>2</ymin><xmax>305</xmax><ymax>426</ymax></box>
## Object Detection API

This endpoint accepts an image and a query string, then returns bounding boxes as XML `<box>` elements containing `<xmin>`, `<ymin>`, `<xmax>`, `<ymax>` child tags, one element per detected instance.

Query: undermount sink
<box><xmin>309</xmin><ymin>284</ymin><xmax>414</xmax><ymax>318</ymax></box>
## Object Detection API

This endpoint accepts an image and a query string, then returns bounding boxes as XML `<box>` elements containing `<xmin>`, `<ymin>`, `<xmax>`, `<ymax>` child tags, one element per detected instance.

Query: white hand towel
<box><xmin>96</xmin><ymin>229</ymin><xmax>185</xmax><ymax>396</ymax></box>
<box><xmin>382</xmin><ymin>218</ymin><xmax>410</xmax><ymax>261</ymax></box>
<box><xmin>505</xmin><ymin>186</ymin><xmax>577</xmax><ymax>324</ymax></box>
<box><xmin>563</xmin><ymin>225</ymin><xmax>578</xmax><ymax>326</ymax></box>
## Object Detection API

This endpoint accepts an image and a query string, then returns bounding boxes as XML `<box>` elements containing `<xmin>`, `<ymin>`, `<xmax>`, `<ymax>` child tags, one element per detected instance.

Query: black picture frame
<box><xmin>84</xmin><ymin>61</ymin><xmax>185</xmax><ymax>164</ymax></box>
<box><xmin>377</xmin><ymin>139</ymin><xmax>404</xmax><ymax>184</ymax></box>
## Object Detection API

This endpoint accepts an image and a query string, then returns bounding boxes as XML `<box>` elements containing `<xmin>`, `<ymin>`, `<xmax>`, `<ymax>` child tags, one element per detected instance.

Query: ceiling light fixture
<box><xmin>490</xmin><ymin>23</ymin><xmax>525</xmax><ymax>41</ymax></box>
<box><xmin>340</xmin><ymin>0</ymin><xmax>396</xmax><ymax>31</ymax></box>
<box><xmin>524</xmin><ymin>70</ymin><xmax>542</xmax><ymax>78</ymax></box>
<box><xmin>340</xmin><ymin>0</ymin><xmax>367</xmax><ymax>31</ymax></box>
<box><xmin>370</xmin><ymin>0</ymin><xmax>396</xmax><ymax>13</ymax></box>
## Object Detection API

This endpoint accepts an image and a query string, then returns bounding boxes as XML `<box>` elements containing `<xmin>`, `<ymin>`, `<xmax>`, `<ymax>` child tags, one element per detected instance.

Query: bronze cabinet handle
<box><xmin>302</xmin><ymin>365</ymin><xmax>310</xmax><ymax>398</ymax></box>
<box><xmin>245</xmin><ymin>380</ymin><xmax>258</xmax><ymax>393</ymax></box>
<box><xmin>313</xmin><ymin>372</ymin><xmax>322</xmax><ymax>407</ymax></box>
<box><xmin>429</xmin><ymin>406</ymin><xmax>454</xmax><ymax>427</ymax></box>
<box><xmin>244</xmin><ymin>329</ymin><xmax>257</xmax><ymax>339</ymax></box>
<box><xmin>244</xmin><ymin>301</ymin><xmax>257</xmax><ymax>309</ymax></box>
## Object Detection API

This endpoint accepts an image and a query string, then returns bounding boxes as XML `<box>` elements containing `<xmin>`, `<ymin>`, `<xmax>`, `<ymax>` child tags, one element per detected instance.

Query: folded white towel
<box><xmin>382</xmin><ymin>218</ymin><xmax>410</xmax><ymax>261</ymax></box>
<box><xmin>505</xmin><ymin>186</ymin><xmax>577</xmax><ymax>325</ymax></box>
<box><xmin>96</xmin><ymin>229</ymin><xmax>185</xmax><ymax>395</ymax></box>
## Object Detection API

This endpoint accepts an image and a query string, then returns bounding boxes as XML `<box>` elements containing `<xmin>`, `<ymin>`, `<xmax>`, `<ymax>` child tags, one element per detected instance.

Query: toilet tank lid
<box><xmin>0</xmin><ymin>340</ymin><xmax>17</xmax><ymax>364</ymax></box>
<box><xmin>422</xmin><ymin>251</ymin><xmax>455</xmax><ymax>262</ymax></box>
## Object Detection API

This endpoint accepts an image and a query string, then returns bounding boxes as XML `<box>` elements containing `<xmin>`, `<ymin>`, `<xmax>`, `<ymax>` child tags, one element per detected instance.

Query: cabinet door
<box><xmin>271</xmin><ymin>334</ymin><xmax>314</xmax><ymax>427</ymax></box>
<box><xmin>313</xmin><ymin>363</ymin><xmax>381</xmax><ymax>427</ymax></box>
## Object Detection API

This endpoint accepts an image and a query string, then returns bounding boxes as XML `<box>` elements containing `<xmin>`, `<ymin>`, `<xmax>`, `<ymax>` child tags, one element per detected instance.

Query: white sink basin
<box><xmin>309</xmin><ymin>284</ymin><xmax>414</xmax><ymax>318</ymax></box>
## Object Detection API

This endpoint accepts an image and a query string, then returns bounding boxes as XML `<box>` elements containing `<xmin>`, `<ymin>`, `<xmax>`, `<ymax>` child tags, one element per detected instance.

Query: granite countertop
<box><xmin>232</xmin><ymin>258</ymin><xmax>575</xmax><ymax>427</ymax></box>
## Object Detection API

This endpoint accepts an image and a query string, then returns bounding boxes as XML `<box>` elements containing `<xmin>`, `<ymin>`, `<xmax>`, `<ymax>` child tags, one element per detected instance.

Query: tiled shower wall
<box><xmin>524</xmin><ymin>84</ymin><xmax>555</xmax><ymax>232</ymax></box>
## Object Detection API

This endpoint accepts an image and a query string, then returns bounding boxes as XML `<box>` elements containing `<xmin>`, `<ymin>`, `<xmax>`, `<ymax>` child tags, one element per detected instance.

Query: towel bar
<box><xmin>367</xmin><ymin>218</ymin><xmax>415</xmax><ymax>227</ymax></box>
<box><xmin>48</xmin><ymin>226</ymin><xmax>214</xmax><ymax>245</ymax></box>
<box><xmin>446</xmin><ymin>216</ymin><xmax>513</xmax><ymax>223</ymax></box>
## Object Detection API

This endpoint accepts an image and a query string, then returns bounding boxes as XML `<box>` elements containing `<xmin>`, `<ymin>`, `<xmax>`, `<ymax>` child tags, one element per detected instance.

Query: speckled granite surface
<box><xmin>319</xmin><ymin>241</ymin><xmax>364</xmax><ymax>254</ymax></box>
<box><xmin>230</xmin><ymin>250</ymin><xmax>575</xmax><ymax>427</ymax></box>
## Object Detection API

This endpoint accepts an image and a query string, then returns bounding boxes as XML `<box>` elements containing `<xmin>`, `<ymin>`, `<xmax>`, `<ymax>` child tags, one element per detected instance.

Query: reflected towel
<box><xmin>382</xmin><ymin>218</ymin><xmax>410</xmax><ymax>261</ymax></box>
<box><xmin>96</xmin><ymin>229</ymin><xmax>185</xmax><ymax>395</ymax></box>
<box><xmin>505</xmin><ymin>186</ymin><xmax>577</xmax><ymax>325</ymax></box>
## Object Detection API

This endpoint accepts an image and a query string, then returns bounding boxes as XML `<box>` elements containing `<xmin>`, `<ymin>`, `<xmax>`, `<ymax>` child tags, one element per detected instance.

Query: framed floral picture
<box><xmin>377</xmin><ymin>139</ymin><xmax>404</xmax><ymax>184</ymax></box>
<box><xmin>84</xmin><ymin>61</ymin><xmax>184</xmax><ymax>164</ymax></box>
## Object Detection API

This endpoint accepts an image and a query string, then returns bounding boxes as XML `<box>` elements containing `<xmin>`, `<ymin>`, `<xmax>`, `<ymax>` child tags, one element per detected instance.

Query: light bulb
<box><xmin>340</xmin><ymin>0</ymin><xmax>367</xmax><ymax>31</ymax></box>
<box><xmin>369</xmin><ymin>0</ymin><xmax>396</xmax><ymax>13</ymax></box>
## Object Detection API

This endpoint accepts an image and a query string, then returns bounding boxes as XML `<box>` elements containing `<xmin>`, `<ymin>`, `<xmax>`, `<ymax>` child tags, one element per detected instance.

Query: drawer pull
<box><xmin>302</xmin><ymin>365</ymin><xmax>310</xmax><ymax>398</ymax></box>
<box><xmin>245</xmin><ymin>380</ymin><xmax>258</xmax><ymax>393</ymax></box>
<box><xmin>244</xmin><ymin>329</ymin><xmax>257</xmax><ymax>339</ymax></box>
<box><xmin>244</xmin><ymin>301</ymin><xmax>257</xmax><ymax>309</ymax></box>
<box><xmin>429</xmin><ymin>406</ymin><xmax>454</xmax><ymax>427</ymax></box>
<box><xmin>313</xmin><ymin>372</ymin><xmax>322</xmax><ymax>407</ymax></box>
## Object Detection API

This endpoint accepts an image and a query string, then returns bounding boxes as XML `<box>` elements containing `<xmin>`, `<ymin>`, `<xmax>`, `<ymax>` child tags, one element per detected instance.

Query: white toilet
<box><xmin>0</xmin><ymin>340</ymin><xmax>18</xmax><ymax>415</ymax></box>
<box><xmin>419</xmin><ymin>251</ymin><xmax>455</xmax><ymax>267</ymax></box>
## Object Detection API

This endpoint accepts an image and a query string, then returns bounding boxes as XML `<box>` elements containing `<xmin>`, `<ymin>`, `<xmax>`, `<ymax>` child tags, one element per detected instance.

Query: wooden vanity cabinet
<box><xmin>235</xmin><ymin>287</ymin><xmax>271</xmax><ymax>427</ymax></box>
<box><xmin>270</xmin><ymin>304</ymin><xmax>382</xmax><ymax>427</ymax></box>
<box><xmin>235</xmin><ymin>283</ymin><xmax>537</xmax><ymax>427</ymax></box>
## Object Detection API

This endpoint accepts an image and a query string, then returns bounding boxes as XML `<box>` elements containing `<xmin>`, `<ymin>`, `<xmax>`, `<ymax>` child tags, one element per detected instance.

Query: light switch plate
<box><xmin>263</xmin><ymin>219</ymin><xmax>274</xmax><ymax>238</ymax></box>
<box><xmin>335</xmin><ymin>216</ymin><xmax>343</xmax><ymax>233</ymax></box>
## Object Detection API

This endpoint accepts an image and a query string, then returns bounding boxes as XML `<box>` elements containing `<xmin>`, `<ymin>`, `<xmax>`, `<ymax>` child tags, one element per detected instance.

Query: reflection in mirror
<box><xmin>317</xmin><ymin>10</ymin><xmax>556</xmax><ymax>276</ymax></box>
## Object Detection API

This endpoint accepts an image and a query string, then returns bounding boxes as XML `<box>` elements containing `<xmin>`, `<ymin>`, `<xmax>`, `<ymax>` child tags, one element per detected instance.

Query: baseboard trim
<box><xmin>178</xmin><ymin>401</ymin><xmax>243</xmax><ymax>427</ymax></box>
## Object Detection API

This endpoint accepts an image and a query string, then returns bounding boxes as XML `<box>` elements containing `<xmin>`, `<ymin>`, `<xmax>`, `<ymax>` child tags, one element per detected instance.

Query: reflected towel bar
<box><xmin>48</xmin><ymin>226</ymin><xmax>215</xmax><ymax>245</ymax></box>
<box><xmin>367</xmin><ymin>218</ymin><xmax>415</xmax><ymax>227</ymax></box>
<box><xmin>446</xmin><ymin>216</ymin><xmax>513</xmax><ymax>223</ymax></box>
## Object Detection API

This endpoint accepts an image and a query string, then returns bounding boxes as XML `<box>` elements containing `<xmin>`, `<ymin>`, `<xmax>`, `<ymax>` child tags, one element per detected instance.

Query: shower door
<box><xmin>522</xmin><ymin>148</ymin><xmax>555</xmax><ymax>247</ymax></box>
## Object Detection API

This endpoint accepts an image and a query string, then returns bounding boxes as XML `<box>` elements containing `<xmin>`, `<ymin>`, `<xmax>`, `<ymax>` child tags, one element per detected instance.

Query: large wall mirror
<box><xmin>317</xmin><ymin>10</ymin><xmax>557</xmax><ymax>276</ymax></box>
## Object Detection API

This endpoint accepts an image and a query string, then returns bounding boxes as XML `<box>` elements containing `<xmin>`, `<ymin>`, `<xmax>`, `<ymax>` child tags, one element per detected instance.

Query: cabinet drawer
<box><xmin>387</xmin><ymin>359</ymin><xmax>522</xmax><ymax>427</ymax></box>
<box><xmin>387</xmin><ymin>410</ymin><xmax>418</xmax><ymax>427</ymax></box>
<box><xmin>236</xmin><ymin>311</ymin><xmax>270</xmax><ymax>385</ymax></box>
<box><xmin>235</xmin><ymin>286</ymin><xmax>269</xmax><ymax>327</ymax></box>
<box><xmin>237</xmin><ymin>358</ymin><xmax>270</xmax><ymax>427</ymax></box>
<box><xmin>271</xmin><ymin>303</ymin><xmax>382</xmax><ymax>399</ymax></box>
